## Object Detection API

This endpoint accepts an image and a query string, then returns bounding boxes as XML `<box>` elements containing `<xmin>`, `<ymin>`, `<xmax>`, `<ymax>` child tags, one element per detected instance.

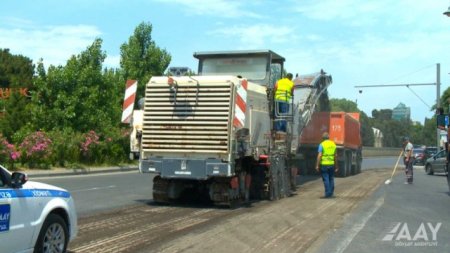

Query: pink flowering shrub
<box><xmin>79</xmin><ymin>129</ymin><xmax>129</xmax><ymax>165</ymax></box>
<box><xmin>80</xmin><ymin>130</ymin><xmax>100</xmax><ymax>164</ymax></box>
<box><xmin>0</xmin><ymin>135</ymin><xmax>20</xmax><ymax>169</ymax></box>
<box><xmin>19</xmin><ymin>131</ymin><xmax>52</xmax><ymax>169</ymax></box>
<box><xmin>1</xmin><ymin>128</ymin><xmax>130</xmax><ymax>169</ymax></box>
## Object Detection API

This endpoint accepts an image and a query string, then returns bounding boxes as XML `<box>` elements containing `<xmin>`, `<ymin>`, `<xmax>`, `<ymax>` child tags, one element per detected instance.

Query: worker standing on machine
<box><xmin>274</xmin><ymin>73</ymin><xmax>294</xmax><ymax>132</ymax></box>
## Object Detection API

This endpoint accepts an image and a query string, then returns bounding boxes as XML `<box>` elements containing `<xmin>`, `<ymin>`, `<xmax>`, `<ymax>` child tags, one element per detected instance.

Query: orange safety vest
<box><xmin>275</xmin><ymin>78</ymin><xmax>294</xmax><ymax>101</ymax></box>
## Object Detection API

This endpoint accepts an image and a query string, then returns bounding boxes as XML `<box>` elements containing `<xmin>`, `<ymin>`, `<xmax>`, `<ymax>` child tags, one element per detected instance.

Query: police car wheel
<box><xmin>34</xmin><ymin>214</ymin><xmax>69</xmax><ymax>253</ymax></box>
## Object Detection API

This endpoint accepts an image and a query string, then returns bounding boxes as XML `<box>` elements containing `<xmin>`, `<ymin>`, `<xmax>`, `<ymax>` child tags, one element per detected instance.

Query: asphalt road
<box><xmin>312</xmin><ymin>165</ymin><xmax>450</xmax><ymax>253</ymax></box>
<box><xmin>33</xmin><ymin>157</ymin><xmax>450</xmax><ymax>252</ymax></box>
<box><xmin>361</xmin><ymin>156</ymin><xmax>397</xmax><ymax>170</ymax></box>
<box><xmin>67</xmin><ymin>167</ymin><xmax>392</xmax><ymax>253</ymax></box>
<box><xmin>37</xmin><ymin>171</ymin><xmax>155</xmax><ymax>217</ymax></box>
<box><xmin>35</xmin><ymin>157</ymin><xmax>396</xmax><ymax>217</ymax></box>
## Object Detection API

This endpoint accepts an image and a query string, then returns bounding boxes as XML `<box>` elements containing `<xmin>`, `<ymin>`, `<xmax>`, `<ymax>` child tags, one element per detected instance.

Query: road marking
<box><xmin>33</xmin><ymin>170</ymin><xmax>137</xmax><ymax>180</ymax></box>
<box><xmin>71</xmin><ymin>185</ymin><xmax>116</xmax><ymax>193</ymax></box>
<box><xmin>334</xmin><ymin>195</ymin><xmax>385</xmax><ymax>253</ymax></box>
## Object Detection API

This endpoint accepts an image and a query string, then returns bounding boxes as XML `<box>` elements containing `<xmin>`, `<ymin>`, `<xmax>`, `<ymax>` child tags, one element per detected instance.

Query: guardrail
<box><xmin>362</xmin><ymin>147</ymin><xmax>401</xmax><ymax>157</ymax></box>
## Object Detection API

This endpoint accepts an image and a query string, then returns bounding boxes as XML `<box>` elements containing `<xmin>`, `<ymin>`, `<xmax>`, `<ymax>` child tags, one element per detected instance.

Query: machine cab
<box><xmin>193</xmin><ymin>50</ymin><xmax>285</xmax><ymax>88</ymax></box>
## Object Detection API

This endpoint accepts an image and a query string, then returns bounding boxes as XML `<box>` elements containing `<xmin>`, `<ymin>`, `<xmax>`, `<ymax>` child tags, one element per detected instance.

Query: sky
<box><xmin>1</xmin><ymin>0</ymin><xmax>450</xmax><ymax>123</ymax></box>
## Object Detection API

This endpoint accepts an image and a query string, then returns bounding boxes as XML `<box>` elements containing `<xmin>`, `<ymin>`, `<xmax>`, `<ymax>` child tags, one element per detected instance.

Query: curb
<box><xmin>26</xmin><ymin>166</ymin><xmax>139</xmax><ymax>178</ymax></box>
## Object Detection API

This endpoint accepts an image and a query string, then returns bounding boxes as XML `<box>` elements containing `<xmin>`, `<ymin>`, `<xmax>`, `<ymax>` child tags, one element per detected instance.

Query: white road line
<box><xmin>71</xmin><ymin>185</ymin><xmax>117</xmax><ymax>192</ymax></box>
<box><xmin>334</xmin><ymin>196</ymin><xmax>385</xmax><ymax>253</ymax></box>
<box><xmin>33</xmin><ymin>170</ymin><xmax>137</xmax><ymax>180</ymax></box>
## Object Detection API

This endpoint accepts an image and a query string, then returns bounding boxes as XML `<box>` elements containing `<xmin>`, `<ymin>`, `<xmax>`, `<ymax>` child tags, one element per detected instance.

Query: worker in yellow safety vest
<box><xmin>274</xmin><ymin>73</ymin><xmax>294</xmax><ymax>132</ymax></box>
<box><xmin>315</xmin><ymin>132</ymin><xmax>339</xmax><ymax>198</ymax></box>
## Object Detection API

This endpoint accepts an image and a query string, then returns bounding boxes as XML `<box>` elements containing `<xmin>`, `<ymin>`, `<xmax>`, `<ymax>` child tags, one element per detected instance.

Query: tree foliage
<box><xmin>0</xmin><ymin>22</ymin><xmax>174</xmax><ymax>168</ymax></box>
<box><xmin>372</xmin><ymin>109</ymin><xmax>393</xmax><ymax>120</ymax></box>
<box><xmin>0</xmin><ymin>48</ymin><xmax>34</xmax><ymax>88</ymax></box>
<box><xmin>120</xmin><ymin>22</ymin><xmax>171</xmax><ymax>100</ymax></box>
<box><xmin>330</xmin><ymin>98</ymin><xmax>358</xmax><ymax>112</ymax></box>
<box><xmin>30</xmin><ymin>38</ymin><xmax>123</xmax><ymax>133</ymax></box>
<box><xmin>0</xmin><ymin>49</ymin><xmax>35</xmax><ymax>139</ymax></box>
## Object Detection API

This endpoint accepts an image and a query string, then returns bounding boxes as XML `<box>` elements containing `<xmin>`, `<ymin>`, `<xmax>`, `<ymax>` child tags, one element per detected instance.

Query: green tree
<box><xmin>423</xmin><ymin>116</ymin><xmax>439</xmax><ymax>147</ymax></box>
<box><xmin>372</xmin><ymin>109</ymin><xmax>393</xmax><ymax>120</ymax></box>
<box><xmin>360</xmin><ymin>112</ymin><xmax>374</xmax><ymax>147</ymax></box>
<box><xmin>330</xmin><ymin>98</ymin><xmax>358</xmax><ymax>112</ymax></box>
<box><xmin>30</xmin><ymin>38</ymin><xmax>123</xmax><ymax>133</ymax></box>
<box><xmin>0</xmin><ymin>49</ymin><xmax>34</xmax><ymax>139</ymax></box>
<box><xmin>440</xmin><ymin>87</ymin><xmax>450</xmax><ymax>114</ymax></box>
<box><xmin>410</xmin><ymin>122</ymin><xmax>425</xmax><ymax>146</ymax></box>
<box><xmin>372</xmin><ymin>118</ymin><xmax>411</xmax><ymax>147</ymax></box>
<box><xmin>0</xmin><ymin>93</ymin><xmax>31</xmax><ymax>138</ymax></box>
<box><xmin>120</xmin><ymin>22</ymin><xmax>171</xmax><ymax>101</ymax></box>
<box><xmin>0</xmin><ymin>48</ymin><xmax>34</xmax><ymax>88</ymax></box>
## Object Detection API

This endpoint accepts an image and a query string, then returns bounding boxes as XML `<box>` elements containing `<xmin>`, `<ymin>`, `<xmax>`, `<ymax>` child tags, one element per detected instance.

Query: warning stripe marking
<box><xmin>233</xmin><ymin>79</ymin><xmax>247</xmax><ymax>128</ymax></box>
<box><xmin>121</xmin><ymin>80</ymin><xmax>138</xmax><ymax>123</ymax></box>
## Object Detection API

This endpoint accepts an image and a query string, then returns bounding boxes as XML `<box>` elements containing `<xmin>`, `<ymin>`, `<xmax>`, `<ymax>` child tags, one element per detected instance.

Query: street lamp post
<box><xmin>437</xmin><ymin>63</ymin><xmax>441</xmax><ymax>150</ymax></box>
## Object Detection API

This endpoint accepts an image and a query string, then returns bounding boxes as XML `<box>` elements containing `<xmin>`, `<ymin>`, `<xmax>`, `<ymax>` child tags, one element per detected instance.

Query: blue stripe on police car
<box><xmin>0</xmin><ymin>189</ymin><xmax>71</xmax><ymax>199</ymax></box>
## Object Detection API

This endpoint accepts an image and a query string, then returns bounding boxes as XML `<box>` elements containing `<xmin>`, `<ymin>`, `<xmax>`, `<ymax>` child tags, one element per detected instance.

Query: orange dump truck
<box><xmin>296</xmin><ymin>112</ymin><xmax>362</xmax><ymax>177</ymax></box>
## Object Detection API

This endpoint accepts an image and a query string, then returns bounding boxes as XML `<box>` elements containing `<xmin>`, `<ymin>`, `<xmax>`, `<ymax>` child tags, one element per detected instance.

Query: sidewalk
<box><xmin>24</xmin><ymin>165</ymin><xmax>138</xmax><ymax>178</ymax></box>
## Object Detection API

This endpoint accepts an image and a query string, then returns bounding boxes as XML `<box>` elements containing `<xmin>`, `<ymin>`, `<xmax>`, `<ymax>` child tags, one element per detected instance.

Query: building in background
<box><xmin>392</xmin><ymin>102</ymin><xmax>410</xmax><ymax>121</ymax></box>
<box><xmin>372</xmin><ymin>127</ymin><xmax>383</xmax><ymax>148</ymax></box>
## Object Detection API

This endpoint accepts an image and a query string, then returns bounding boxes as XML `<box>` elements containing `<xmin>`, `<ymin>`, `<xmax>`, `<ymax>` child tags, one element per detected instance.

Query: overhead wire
<box><xmin>388</xmin><ymin>64</ymin><xmax>436</xmax><ymax>109</ymax></box>
<box><xmin>406</xmin><ymin>85</ymin><xmax>431</xmax><ymax>109</ymax></box>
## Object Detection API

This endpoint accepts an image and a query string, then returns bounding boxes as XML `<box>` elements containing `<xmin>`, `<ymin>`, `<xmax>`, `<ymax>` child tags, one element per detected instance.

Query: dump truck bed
<box><xmin>299</xmin><ymin>112</ymin><xmax>361</xmax><ymax>149</ymax></box>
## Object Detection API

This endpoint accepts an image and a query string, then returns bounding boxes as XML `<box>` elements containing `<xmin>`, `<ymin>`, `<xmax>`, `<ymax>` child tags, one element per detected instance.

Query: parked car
<box><xmin>413</xmin><ymin>148</ymin><xmax>426</xmax><ymax>165</ymax></box>
<box><xmin>0</xmin><ymin>164</ymin><xmax>77</xmax><ymax>253</ymax></box>
<box><xmin>424</xmin><ymin>150</ymin><xmax>448</xmax><ymax>175</ymax></box>
<box><xmin>413</xmin><ymin>147</ymin><xmax>438</xmax><ymax>166</ymax></box>
<box><xmin>425</xmin><ymin>146</ymin><xmax>438</xmax><ymax>158</ymax></box>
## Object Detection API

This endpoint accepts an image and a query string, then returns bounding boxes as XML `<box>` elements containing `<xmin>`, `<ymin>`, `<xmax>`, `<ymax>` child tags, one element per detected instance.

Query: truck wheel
<box><xmin>346</xmin><ymin>152</ymin><xmax>352</xmax><ymax>176</ymax></box>
<box><xmin>34</xmin><ymin>213</ymin><xmax>69</xmax><ymax>253</ymax></box>
<box><xmin>338</xmin><ymin>160</ymin><xmax>347</xmax><ymax>177</ymax></box>
<box><xmin>356</xmin><ymin>158</ymin><xmax>362</xmax><ymax>174</ymax></box>
<box><xmin>350</xmin><ymin>152</ymin><xmax>356</xmax><ymax>175</ymax></box>
<box><xmin>338</xmin><ymin>151</ymin><xmax>350</xmax><ymax>177</ymax></box>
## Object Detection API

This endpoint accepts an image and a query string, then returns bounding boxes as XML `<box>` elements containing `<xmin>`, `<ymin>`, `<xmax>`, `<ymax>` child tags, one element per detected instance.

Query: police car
<box><xmin>0</xmin><ymin>164</ymin><xmax>77</xmax><ymax>253</ymax></box>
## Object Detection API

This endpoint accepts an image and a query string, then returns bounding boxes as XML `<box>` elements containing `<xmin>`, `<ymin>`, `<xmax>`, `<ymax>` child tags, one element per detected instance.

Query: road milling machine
<box><xmin>137</xmin><ymin>50</ymin><xmax>332</xmax><ymax>206</ymax></box>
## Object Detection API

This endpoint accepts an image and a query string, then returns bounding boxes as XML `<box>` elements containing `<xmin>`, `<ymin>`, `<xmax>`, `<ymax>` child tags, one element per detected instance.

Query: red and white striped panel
<box><xmin>121</xmin><ymin>80</ymin><xmax>138</xmax><ymax>123</ymax></box>
<box><xmin>233</xmin><ymin>79</ymin><xmax>248</xmax><ymax>128</ymax></box>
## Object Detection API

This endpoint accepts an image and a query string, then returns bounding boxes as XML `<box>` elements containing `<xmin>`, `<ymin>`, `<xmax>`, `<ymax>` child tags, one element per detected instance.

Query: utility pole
<box><xmin>437</xmin><ymin>63</ymin><xmax>441</xmax><ymax>150</ymax></box>
<box><xmin>355</xmin><ymin>63</ymin><xmax>441</xmax><ymax>148</ymax></box>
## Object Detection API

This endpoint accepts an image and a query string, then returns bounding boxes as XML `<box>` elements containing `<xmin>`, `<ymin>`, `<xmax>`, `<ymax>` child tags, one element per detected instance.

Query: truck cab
<box><xmin>194</xmin><ymin>50</ymin><xmax>285</xmax><ymax>87</ymax></box>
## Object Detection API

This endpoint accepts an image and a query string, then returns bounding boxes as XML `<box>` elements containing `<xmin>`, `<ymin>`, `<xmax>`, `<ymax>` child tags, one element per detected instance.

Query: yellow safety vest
<box><xmin>275</xmin><ymin>78</ymin><xmax>294</xmax><ymax>101</ymax></box>
<box><xmin>320</xmin><ymin>140</ymin><xmax>337</xmax><ymax>165</ymax></box>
